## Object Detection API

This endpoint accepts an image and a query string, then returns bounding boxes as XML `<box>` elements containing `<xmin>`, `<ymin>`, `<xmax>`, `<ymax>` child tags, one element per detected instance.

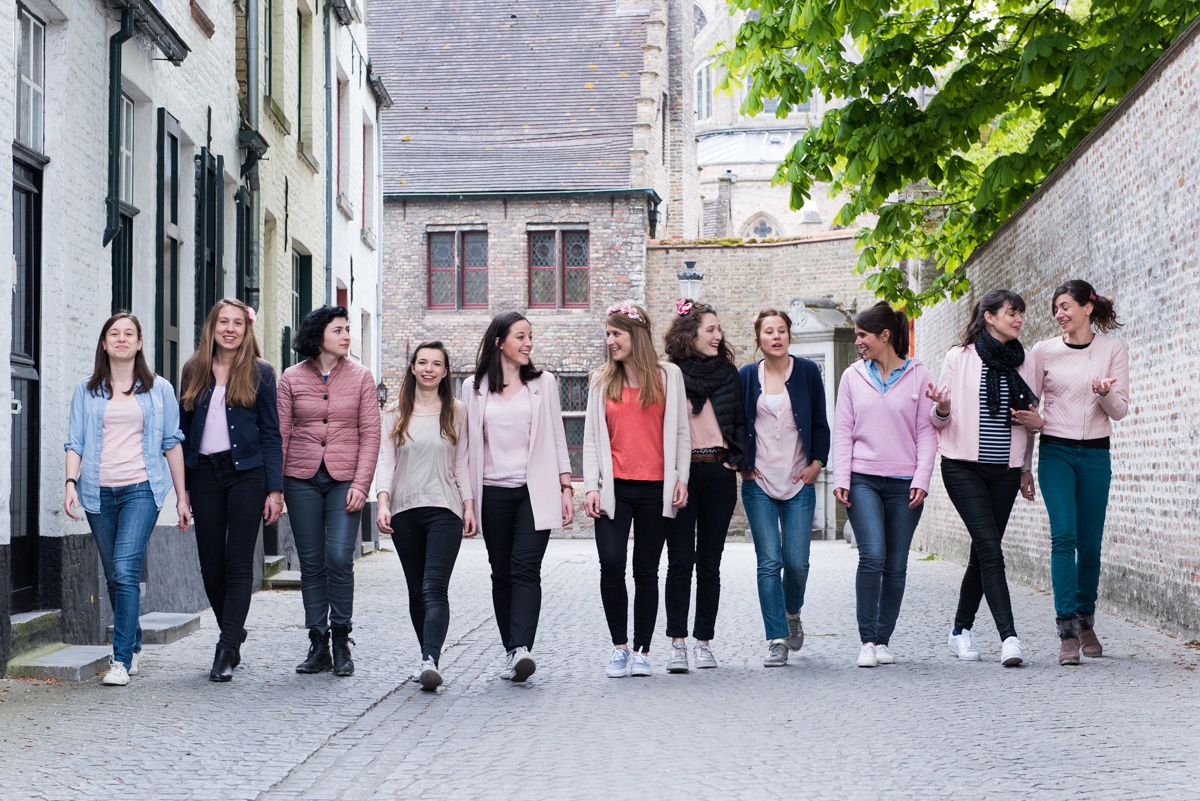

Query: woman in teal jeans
<box><xmin>63</xmin><ymin>312</ymin><xmax>191</xmax><ymax>687</ymax></box>
<box><xmin>739</xmin><ymin>308</ymin><xmax>829</xmax><ymax>669</ymax></box>
<box><xmin>1017</xmin><ymin>280</ymin><xmax>1129</xmax><ymax>666</ymax></box>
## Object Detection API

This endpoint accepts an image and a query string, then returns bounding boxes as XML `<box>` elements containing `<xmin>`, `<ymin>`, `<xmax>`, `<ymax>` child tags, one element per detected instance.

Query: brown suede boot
<box><xmin>1079</xmin><ymin>614</ymin><xmax>1103</xmax><ymax>658</ymax></box>
<box><xmin>1057</xmin><ymin>617</ymin><xmax>1081</xmax><ymax>666</ymax></box>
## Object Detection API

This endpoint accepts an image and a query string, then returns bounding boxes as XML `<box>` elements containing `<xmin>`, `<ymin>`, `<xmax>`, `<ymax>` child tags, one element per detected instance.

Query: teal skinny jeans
<box><xmin>1037</xmin><ymin>442</ymin><xmax>1111</xmax><ymax>620</ymax></box>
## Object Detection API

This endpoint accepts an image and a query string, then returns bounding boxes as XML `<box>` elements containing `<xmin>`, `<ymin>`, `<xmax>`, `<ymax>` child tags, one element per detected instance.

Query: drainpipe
<box><xmin>246</xmin><ymin>0</ymin><xmax>261</xmax><ymax>308</ymax></box>
<box><xmin>102</xmin><ymin>10</ymin><xmax>135</xmax><ymax>246</ymax></box>
<box><xmin>323</xmin><ymin>0</ymin><xmax>334</xmax><ymax>304</ymax></box>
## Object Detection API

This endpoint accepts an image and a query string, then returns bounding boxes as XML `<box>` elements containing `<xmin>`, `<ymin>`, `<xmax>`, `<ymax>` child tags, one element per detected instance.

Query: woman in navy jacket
<box><xmin>739</xmin><ymin>308</ymin><xmax>830</xmax><ymax>668</ymax></box>
<box><xmin>179</xmin><ymin>299</ymin><xmax>283</xmax><ymax>681</ymax></box>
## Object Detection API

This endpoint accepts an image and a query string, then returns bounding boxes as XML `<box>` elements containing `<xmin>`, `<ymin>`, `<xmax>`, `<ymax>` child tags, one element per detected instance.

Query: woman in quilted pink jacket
<box><xmin>278</xmin><ymin>306</ymin><xmax>381</xmax><ymax>678</ymax></box>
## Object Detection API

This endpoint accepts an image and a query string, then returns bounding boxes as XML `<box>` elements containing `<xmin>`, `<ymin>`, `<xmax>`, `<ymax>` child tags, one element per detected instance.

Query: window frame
<box><xmin>119</xmin><ymin>93</ymin><xmax>135</xmax><ymax>206</ymax></box>
<box><xmin>426</xmin><ymin>229</ymin><xmax>489</xmax><ymax>311</ymax></box>
<box><xmin>527</xmin><ymin>229</ymin><xmax>590</xmax><ymax>310</ymax></box>
<box><xmin>15</xmin><ymin>6</ymin><xmax>46</xmax><ymax>153</ymax></box>
<box><xmin>558</xmin><ymin>373</ymin><xmax>589</xmax><ymax>480</ymax></box>
<box><xmin>695</xmin><ymin>62</ymin><xmax>713</xmax><ymax>121</ymax></box>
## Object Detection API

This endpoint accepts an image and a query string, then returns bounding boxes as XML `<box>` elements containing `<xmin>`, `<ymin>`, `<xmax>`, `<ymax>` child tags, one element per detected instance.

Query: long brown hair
<box><xmin>472</xmin><ymin>311</ymin><xmax>543</xmax><ymax>394</ymax></box>
<box><xmin>87</xmin><ymin>312</ymin><xmax>156</xmax><ymax>397</ymax></box>
<box><xmin>391</xmin><ymin>342</ymin><xmax>459</xmax><ymax>446</ymax></box>
<box><xmin>663</xmin><ymin>300</ymin><xmax>735</xmax><ymax>366</ymax></box>
<box><xmin>594</xmin><ymin>303</ymin><xmax>663</xmax><ymax>407</ymax></box>
<box><xmin>181</xmin><ymin>299</ymin><xmax>263</xmax><ymax>411</ymax></box>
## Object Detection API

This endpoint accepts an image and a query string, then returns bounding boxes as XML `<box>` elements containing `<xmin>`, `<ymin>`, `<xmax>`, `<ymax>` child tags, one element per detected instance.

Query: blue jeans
<box><xmin>1038</xmin><ymin>443</ymin><xmax>1112</xmax><ymax>620</ymax></box>
<box><xmin>85</xmin><ymin>482</ymin><xmax>159</xmax><ymax>669</ymax></box>
<box><xmin>286</xmin><ymin>466</ymin><xmax>362</xmax><ymax>633</ymax></box>
<box><xmin>742</xmin><ymin>480</ymin><xmax>815</xmax><ymax>641</ymax></box>
<box><xmin>846</xmin><ymin>473</ymin><xmax>923</xmax><ymax>645</ymax></box>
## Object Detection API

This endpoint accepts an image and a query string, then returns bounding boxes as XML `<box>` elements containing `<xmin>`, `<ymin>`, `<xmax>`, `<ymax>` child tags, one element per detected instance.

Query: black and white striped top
<box><xmin>978</xmin><ymin>366</ymin><xmax>1011</xmax><ymax>464</ymax></box>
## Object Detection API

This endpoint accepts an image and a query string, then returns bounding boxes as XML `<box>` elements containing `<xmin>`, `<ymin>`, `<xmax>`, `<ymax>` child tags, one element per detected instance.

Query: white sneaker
<box><xmin>102</xmin><ymin>659</ymin><xmax>130</xmax><ymax>686</ymax></box>
<box><xmin>129</xmin><ymin>652</ymin><xmax>140</xmax><ymax>676</ymax></box>
<box><xmin>948</xmin><ymin>629</ymin><xmax>981</xmax><ymax>661</ymax></box>
<box><xmin>874</xmin><ymin>644</ymin><xmax>895</xmax><ymax>665</ymax></box>
<box><xmin>606</xmin><ymin>647</ymin><xmax>631</xmax><ymax>678</ymax></box>
<box><xmin>510</xmin><ymin>646</ymin><xmax>536</xmax><ymax>682</ymax></box>
<box><xmin>417</xmin><ymin>657</ymin><xmax>442</xmax><ymax>691</ymax></box>
<box><xmin>1001</xmin><ymin>636</ymin><xmax>1025</xmax><ymax>667</ymax></box>
<box><xmin>630</xmin><ymin>650</ymin><xmax>653</xmax><ymax>677</ymax></box>
<box><xmin>499</xmin><ymin>651</ymin><xmax>516</xmax><ymax>680</ymax></box>
<box><xmin>857</xmin><ymin>643</ymin><xmax>878</xmax><ymax>668</ymax></box>
<box><xmin>665</xmin><ymin>641</ymin><xmax>689</xmax><ymax>674</ymax></box>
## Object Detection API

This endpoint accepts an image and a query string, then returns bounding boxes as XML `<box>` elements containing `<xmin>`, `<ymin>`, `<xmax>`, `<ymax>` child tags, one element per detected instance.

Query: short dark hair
<box><xmin>292</xmin><ymin>305</ymin><xmax>350</xmax><ymax>360</ymax></box>
<box><xmin>473</xmin><ymin>311</ymin><xmax>543</xmax><ymax>393</ymax></box>
<box><xmin>855</xmin><ymin>301</ymin><xmax>909</xmax><ymax>358</ymax></box>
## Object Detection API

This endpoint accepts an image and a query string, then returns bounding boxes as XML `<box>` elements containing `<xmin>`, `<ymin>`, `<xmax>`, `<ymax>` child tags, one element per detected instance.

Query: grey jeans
<box><xmin>285</xmin><ymin>466</ymin><xmax>362</xmax><ymax>633</ymax></box>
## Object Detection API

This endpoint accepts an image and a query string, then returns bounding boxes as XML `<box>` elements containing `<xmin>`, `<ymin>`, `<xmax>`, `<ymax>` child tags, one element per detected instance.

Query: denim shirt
<box><xmin>65</xmin><ymin>377</ymin><xmax>185</xmax><ymax>514</ymax></box>
<box><xmin>865</xmin><ymin>357</ymin><xmax>912</xmax><ymax>395</ymax></box>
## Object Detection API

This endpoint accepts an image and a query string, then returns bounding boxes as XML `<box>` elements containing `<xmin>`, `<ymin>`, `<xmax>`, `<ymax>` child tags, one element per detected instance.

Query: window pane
<box><xmin>32</xmin><ymin>19</ymin><xmax>44</xmax><ymax>85</ymax></box>
<box><xmin>430</xmin><ymin>270</ymin><xmax>454</xmax><ymax>306</ymax></box>
<box><xmin>430</xmin><ymin>233</ymin><xmax>454</xmax><ymax>267</ymax></box>
<box><xmin>564</xmin><ymin>417</ymin><xmax>585</xmax><ymax>479</ymax></box>
<box><xmin>564</xmin><ymin>232</ymin><xmax>589</xmax><ymax>267</ymax></box>
<box><xmin>530</xmin><ymin>232</ymin><xmax>554</xmax><ymax>267</ymax></box>
<box><xmin>530</xmin><ymin>269</ymin><xmax>555</xmax><ymax>306</ymax></box>
<box><xmin>463</xmin><ymin>232</ymin><xmax>487</xmax><ymax>267</ymax></box>
<box><xmin>559</xmin><ymin>375</ymin><xmax>588</xmax><ymax>412</ymax></box>
<box><xmin>564</xmin><ymin>269</ymin><xmax>589</xmax><ymax>305</ymax></box>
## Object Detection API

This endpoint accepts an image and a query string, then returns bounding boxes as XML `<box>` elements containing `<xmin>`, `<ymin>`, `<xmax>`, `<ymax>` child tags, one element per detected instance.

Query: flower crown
<box><xmin>247</xmin><ymin>307</ymin><xmax>257</xmax><ymax>324</ymax></box>
<box><xmin>606</xmin><ymin>302</ymin><xmax>643</xmax><ymax>322</ymax></box>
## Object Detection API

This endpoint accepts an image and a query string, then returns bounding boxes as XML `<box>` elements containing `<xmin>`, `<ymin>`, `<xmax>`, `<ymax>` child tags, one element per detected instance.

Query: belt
<box><xmin>691</xmin><ymin>448</ymin><xmax>729</xmax><ymax>463</ymax></box>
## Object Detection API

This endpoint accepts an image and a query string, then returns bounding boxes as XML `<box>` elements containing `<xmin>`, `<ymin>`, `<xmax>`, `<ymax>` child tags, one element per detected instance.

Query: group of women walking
<box><xmin>62</xmin><ymin>277</ymin><xmax>1127</xmax><ymax>689</ymax></box>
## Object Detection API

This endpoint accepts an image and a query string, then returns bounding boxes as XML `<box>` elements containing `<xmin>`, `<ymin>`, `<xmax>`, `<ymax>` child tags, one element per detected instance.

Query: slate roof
<box><xmin>368</xmin><ymin>1</ymin><xmax>648</xmax><ymax>195</ymax></box>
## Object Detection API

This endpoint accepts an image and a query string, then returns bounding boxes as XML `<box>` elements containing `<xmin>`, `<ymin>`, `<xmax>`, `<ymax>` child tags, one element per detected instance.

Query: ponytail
<box><xmin>854</xmin><ymin>301</ymin><xmax>909</xmax><ymax>358</ymax></box>
<box><xmin>959</xmin><ymin>289</ymin><xmax>1026</xmax><ymax>347</ymax></box>
<box><xmin>1051</xmin><ymin>279</ymin><xmax>1122</xmax><ymax>333</ymax></box>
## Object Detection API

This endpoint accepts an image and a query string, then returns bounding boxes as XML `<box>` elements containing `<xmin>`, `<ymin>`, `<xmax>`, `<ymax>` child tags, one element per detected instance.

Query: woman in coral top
<box><xmin>278</xmin><ymin>306</ymin><xmax>381</xmax><ymax>678</ymax></box>
<box><xmin>832</xmin><ymin>302</ymin><xmax>937</xmax><ymax>668</ymax></box>
<box><xmin>583</xmin><ymin>303</ymin><xmax>690</xmax><ymax>679</ymax></box>
<box><xmin>1017</xmin><ymin>280</ymin><xmax>1129</xmax><ymax>666</ymax></box>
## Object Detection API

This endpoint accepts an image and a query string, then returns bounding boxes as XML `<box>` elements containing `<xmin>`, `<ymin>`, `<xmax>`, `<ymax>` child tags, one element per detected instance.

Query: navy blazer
<box><xmin>739</xmin><ymin>356</ymin><xmax>830</xmax><ymax>472</ymax></box>
<box><xmin>180</xmin><ymin>359</ymin><xmax>284</xmax><ymax>491</ymax></box>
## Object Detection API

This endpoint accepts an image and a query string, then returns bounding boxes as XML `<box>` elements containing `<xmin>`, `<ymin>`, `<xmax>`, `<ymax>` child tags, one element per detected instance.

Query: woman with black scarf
<box><xmin>925</xmin><ymin>289</ymin><xmax>1041</xmax><ymax>668</ymax></box>
<box><xmin>660</xmin><ymin>299</ymin><xmax>746</xmax><ymax>674</ymax></box>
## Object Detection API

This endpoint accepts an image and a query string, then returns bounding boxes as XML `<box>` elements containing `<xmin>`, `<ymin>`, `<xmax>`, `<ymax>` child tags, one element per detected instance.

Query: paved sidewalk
<box><xmin>2</xmin><ymin>539</ymin><xmax>1198</xmax><ymax>801</ymax></box>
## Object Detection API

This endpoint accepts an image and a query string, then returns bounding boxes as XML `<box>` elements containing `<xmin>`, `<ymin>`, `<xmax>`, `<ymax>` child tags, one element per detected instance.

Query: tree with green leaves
<box><xmin>719</xmin><ymin>0</ymin><xmax>1200</xmax><ymax>311</ymax></box>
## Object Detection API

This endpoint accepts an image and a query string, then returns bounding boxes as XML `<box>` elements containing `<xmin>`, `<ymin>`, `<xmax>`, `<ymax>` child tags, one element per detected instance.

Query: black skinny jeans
<box><xmin>941</xmin><ymin>458</ymin><xmax>1021</xmax><ymax>641</ymax></box>
<box><xmin>392</xmin><ymin>506</ymin><xmax>463</xmax><ymax>665</ymax></box>
<box><xmin>666</xmin><ymin>461</ymin><xmax>737</xmax><ymax>641</ymax></box>
<box><xmin>189</xmin><ymin>452</ymin><xmax>267</xmax><ymax>650</ymax></box>
<box><xmin>480</xmin><ymin>485</ymin><xmax>550</xmax><ymax>653</ymax></box>
<box><xmin>594</xmin><ymin>479</ymin><xmax>670</xmax><ymax>652</ymax></box>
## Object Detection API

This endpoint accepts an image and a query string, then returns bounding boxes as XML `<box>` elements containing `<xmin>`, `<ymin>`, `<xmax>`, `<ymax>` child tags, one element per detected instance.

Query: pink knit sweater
<box><xmin>1030</xmin><ymin>332</ymin><xmax>1129</xmax><ymax>440</ymax></box>
<box><xmin>832</xmin><ymin>359</ymin><xmax>938</xmax><ymax>492</ymax></box>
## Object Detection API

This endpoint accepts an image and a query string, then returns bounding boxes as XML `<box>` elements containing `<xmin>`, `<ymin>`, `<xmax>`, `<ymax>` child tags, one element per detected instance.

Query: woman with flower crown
<box><xmin>739</xmin><ymin>308</ymin><xmax>830</xmax><ymax>669</ymax></box>
<box><xmin>583</xmin><ymin>302</ymin><xmax>691</xmax><ymax>678</ymax></box>
<box><xmin>659</xmin><ymin>299</ymin><xmax>745</xmax><ymax>674</ymax></box>
<box><xmin>179</xmin><ymin>298</ymin><xmax>283</xmax><ymax>681</ymax></box>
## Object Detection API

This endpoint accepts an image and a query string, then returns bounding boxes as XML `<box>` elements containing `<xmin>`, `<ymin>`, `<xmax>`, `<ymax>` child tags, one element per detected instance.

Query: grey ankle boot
<box><xmin>1079</xmin><ymin>614</ymin><xmax>1103</xmax><ymax>657</ymax></box>
<box><xmin>1057</xmin><ymin>617</ymin><xmax>1081</xmax><ymax>666</ymax></box>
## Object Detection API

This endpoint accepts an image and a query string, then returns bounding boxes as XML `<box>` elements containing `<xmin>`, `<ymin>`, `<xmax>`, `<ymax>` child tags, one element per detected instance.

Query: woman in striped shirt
<box><xmin>926</xmin><ymin>290</ymin><xmax>1040</xmax><ymax>667</ymax></box>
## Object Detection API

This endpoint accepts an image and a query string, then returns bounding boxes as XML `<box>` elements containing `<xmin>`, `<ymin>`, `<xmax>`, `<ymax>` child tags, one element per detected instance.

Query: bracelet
<box><xmin>268</xmin><ymin>497</ymin><xmax>282</xmax><ymax>505</ymax></box>
<box><xmin>65</xmin><ymin>477</ymin><xmax>77</xmax><ymax>486</ymax></box>
<box><xmin>561</xmin><ymin>484</ymin><xmax>574</xmax><ymax>493</ymax></box>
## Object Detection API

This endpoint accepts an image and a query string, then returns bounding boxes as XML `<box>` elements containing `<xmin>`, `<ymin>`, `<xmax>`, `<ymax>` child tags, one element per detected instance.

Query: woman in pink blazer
<box><xmin>926</xmin><ymin>289</ymin><xmax>1040</xmax><ymax>668</ymax></box>
<box><xmin>463</xmin><ymin>312</ymin><xmax>573</xmax><ymax>683</ymax></box>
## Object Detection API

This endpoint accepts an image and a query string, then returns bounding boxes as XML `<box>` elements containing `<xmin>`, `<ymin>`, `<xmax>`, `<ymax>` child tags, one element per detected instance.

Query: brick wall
<box><xmin>912</xmin><ymin>24</ymin><xmax>1200</xmax><ymax>635</ymax></box>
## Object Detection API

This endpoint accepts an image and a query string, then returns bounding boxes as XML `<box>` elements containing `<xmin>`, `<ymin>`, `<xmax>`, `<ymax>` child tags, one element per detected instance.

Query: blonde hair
<box><xmin>181</xmin><ymin>299</ymin><xmax>264</xmax><ymax>411</ymax></box>
<box><xmin>593</xmin><ymin>303</ymin><xmax>662</xmax><ymax>407</ymax></box>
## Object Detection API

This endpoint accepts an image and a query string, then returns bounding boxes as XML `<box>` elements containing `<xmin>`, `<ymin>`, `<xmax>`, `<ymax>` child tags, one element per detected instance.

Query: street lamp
<box><xmin>677</xmin><ymin>260</ymin><xmax>704</xmax><ymax>300</ymax></box>
<box><xmin>376</xmin><ymin>380</ymin><xmax>388</xmax><ymax>409</ymax></box>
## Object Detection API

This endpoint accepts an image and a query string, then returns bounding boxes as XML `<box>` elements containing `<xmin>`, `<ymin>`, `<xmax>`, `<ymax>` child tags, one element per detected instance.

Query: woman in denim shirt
<box><xmin>63</xmin><ymin>312</ymin><xmax>190</xmax><ymax>687</ymax></box>
<box><xmin>179</xmin><ymin>299</ymin><xmax>283</xmax><ymax>682</ymax></box>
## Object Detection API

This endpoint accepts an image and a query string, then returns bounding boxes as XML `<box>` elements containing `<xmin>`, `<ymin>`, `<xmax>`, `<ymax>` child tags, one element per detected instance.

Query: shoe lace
<box><xmin>694</xmin><ymin>642</ymin><xmax>712</xmax><ymax>656</ymax></box>
<box><xmin>610</xmin><ymin>648</ymin><xmax>628</xmax><ymax>664</ymax></box>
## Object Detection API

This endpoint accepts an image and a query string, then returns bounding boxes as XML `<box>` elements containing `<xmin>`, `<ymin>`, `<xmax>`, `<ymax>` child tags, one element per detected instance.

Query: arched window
<box><xmin>743</xmin><ymin>214</ymin><xmax>781</xmax><ymax>239</ymax></box>
<box><xmin>694</xmin><ymin>4</ymin><xmax>707</xmax><ymax>35</ymax></box>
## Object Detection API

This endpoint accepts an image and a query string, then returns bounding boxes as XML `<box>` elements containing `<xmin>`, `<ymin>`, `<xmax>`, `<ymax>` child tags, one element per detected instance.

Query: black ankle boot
<box><xmin>231</xmin><ymin>628</ymin><xmax>248</xmax><ymax>669</ymax></box>
<box><xmin>209</xmin><ymin>645</ymin><xmax>236</xmax><ymax>682</ymax></box>
<box><xmin>331</xmin><ymin>625</ymin><xmax>355</xmax><ymax>677</ymax></box>
<box><xmin>295</xmin><ymin>628</ymin><xmax>333</xmax><ymax>674</ymax></box>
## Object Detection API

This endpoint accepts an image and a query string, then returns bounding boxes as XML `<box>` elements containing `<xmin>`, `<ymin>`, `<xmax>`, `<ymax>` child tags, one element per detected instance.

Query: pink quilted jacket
<box><xmin>278</xmin><ymin>357</ymin><xmax>381</xmax><ymax>495</ymax></box>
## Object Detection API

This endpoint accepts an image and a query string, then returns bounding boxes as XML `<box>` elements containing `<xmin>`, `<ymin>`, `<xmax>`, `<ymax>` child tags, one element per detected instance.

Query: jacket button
<box><xmin>320</xmin><ymin>441</ymin><xmax>326</xmax><ymax>447</ymax></box>
<box><xmin>322</xmin><ymin>418</ymin><xmax>327</xmax><ymax>424</ymax></box>
<box><xmin>323</xmin><ymin>394</ymin><xmax>329</xmax><ymax>400</ymax></box>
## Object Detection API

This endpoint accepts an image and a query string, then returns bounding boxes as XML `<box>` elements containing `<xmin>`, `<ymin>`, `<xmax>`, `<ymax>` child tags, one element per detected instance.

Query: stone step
<box><xmin>10</xmin><ymin>609</ymin><xmax>63</xmax><ymax>658</ymax></box>
<box><xmin>265</xmin><ymin>570</ymin><xmax>302</xmax><ymax>590</ymax></box>
<box><xmin>361</xmin><ymin>540</ymin><xmax>376</xmax><ymax>555</ymax></box>
<box><xmin>7</xmin><ymin>644</ymin><xmax>113</xmax><ymax>682</ymax></box>
<box><xmin>106</xmin><ymin>612</ymin><xmax>200</xmax><ymax>645</ymax></box>
<box><xmin>263</xmin><ymin>554</ymin><xmax>286</xmax><ymax>579</ymax></box>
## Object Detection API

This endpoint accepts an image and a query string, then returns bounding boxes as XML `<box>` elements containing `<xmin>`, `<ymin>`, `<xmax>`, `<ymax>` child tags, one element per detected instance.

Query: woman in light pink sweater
<box><xmin>1017</xmin><ymin>280</ymin><xmax>1129</xmax><ymax>666</ymax></box>
<box><xmin>833</xmin><ymin>302</ymin><xmax>937</xmax><ymax>668</ymax></box>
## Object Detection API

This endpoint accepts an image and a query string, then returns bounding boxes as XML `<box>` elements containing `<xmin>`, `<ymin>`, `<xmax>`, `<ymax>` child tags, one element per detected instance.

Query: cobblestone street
<box><xmin>2</xmin><ymin>538</ymin><xmax>1198</xmax><ymax>801</ymax></box>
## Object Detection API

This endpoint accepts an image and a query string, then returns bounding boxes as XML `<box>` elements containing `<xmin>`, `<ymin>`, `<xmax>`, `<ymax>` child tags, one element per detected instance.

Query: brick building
<box><xmin>911</xmin><ymin>19</ymin><xmax>1200</xmax><ymax>634</ymax></box>
<box><xmin>368</xmin><ymin>0</ymin><xmax>700</xmax><ymax>480</ymax></box>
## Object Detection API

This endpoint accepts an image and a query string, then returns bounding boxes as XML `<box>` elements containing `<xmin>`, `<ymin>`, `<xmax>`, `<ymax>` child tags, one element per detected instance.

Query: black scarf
<box><xmin>975</xmin><ymin>329</ymin><xmax>1037</xmax><ymax>423</ymax></box>
<box><xmin>677</xmin><ymin>357</ymin><xmax>735</xmax><ymax>415</ymax></box>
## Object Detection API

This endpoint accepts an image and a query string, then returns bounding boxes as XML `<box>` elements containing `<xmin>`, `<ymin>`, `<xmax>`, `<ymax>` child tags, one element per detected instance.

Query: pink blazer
<box><xmin>463</xmin><ymin>372</ymin><xmax>572</xmax><ymax>534</ymax></box>
<box><xmin>930</xmin><ymin>344</ymin><xmax>1039</xmax><ymax>471</ymax></box>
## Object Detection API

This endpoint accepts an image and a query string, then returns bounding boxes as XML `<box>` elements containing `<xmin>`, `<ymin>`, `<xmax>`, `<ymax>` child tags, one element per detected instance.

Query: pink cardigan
<box><xmin>278</xmin><ymin>357</ymin><xmax>381</xmax><ymax>496</ymax></box>
<box><xmin>463</xmin><ymin>372</ymin><xmax>572</xmax><ymax>534</ymax></box>
<box><xmin>929</xmin><ymin>344</ymin><xmax>1038</xmax><ymax>471</ymax></box>
<box><xmin>1031</xmin><ymin>333</ymin><xmax>1129</xmax><ymax>440</ymax></box>
<box><xmin>832</xmin><ymin>359</ymin><xmax>938</xmax><ymax>492</ymax></box>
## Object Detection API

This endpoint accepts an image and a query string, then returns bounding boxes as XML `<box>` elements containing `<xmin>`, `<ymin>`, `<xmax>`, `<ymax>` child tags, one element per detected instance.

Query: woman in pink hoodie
<box><xmin>833</xmin><ymin>303</ymin><xmax>937</xmax><ymax>668</ymax></box>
